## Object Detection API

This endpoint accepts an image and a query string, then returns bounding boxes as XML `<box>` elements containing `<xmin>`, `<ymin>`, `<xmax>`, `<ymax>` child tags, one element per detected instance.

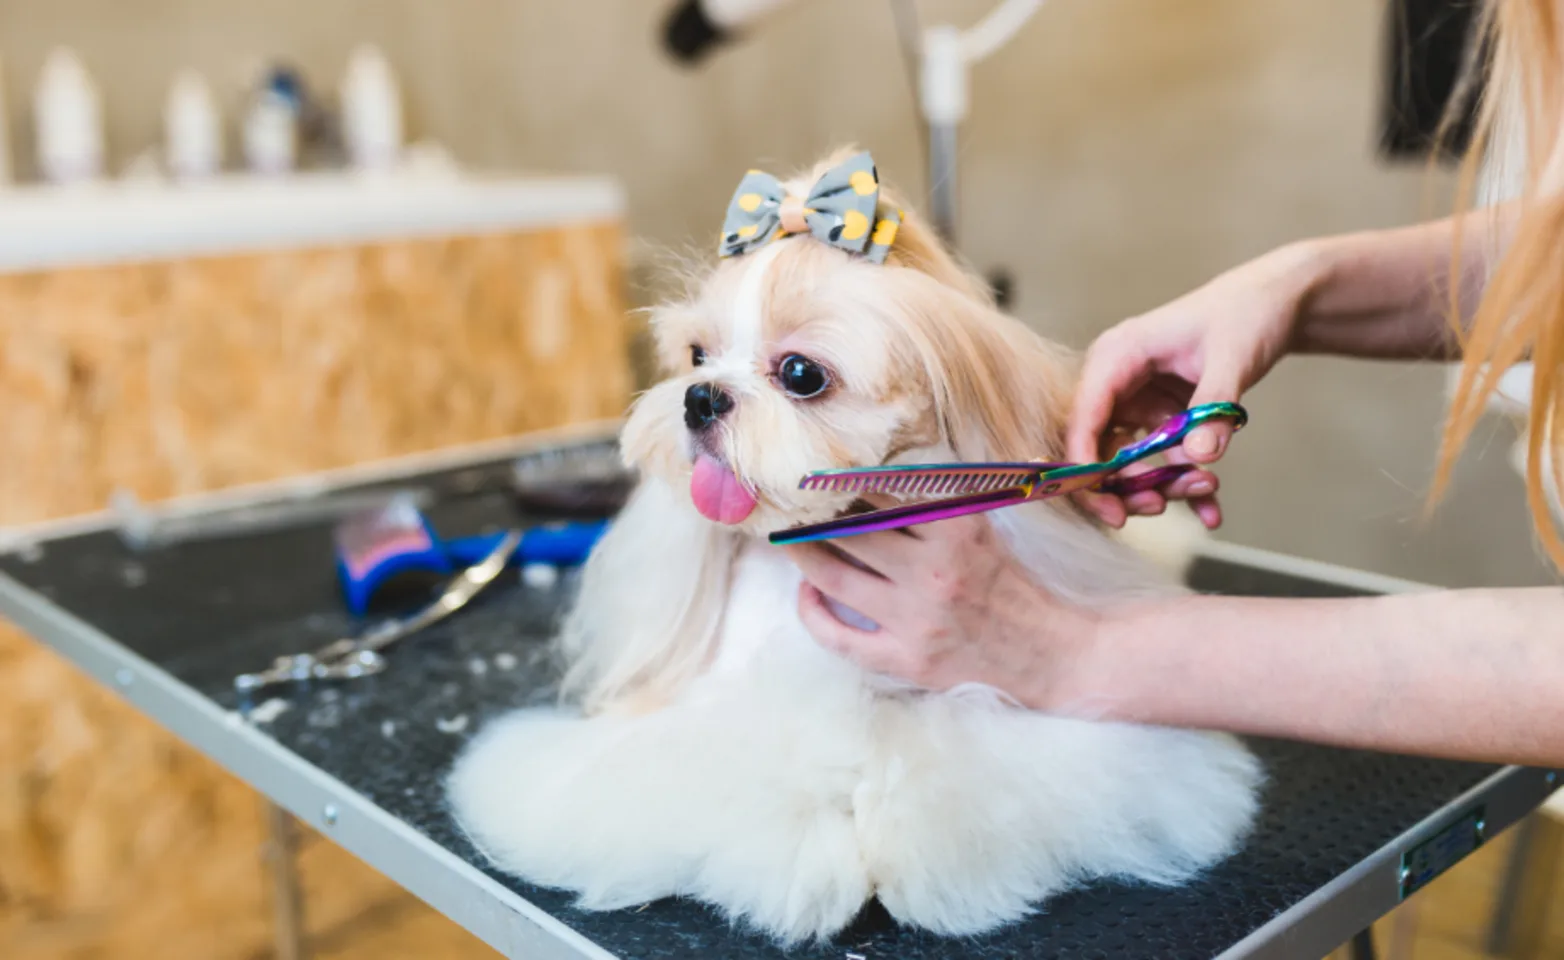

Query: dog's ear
<box><xmin>915</xmin><ymin>284</ymin><xmax>1079</xmax><ymax>463</ymax></box>
<box><xmin>646</xmin><ymin>299</ymin><xmax>702</xmax><ymax>375</ymax></box>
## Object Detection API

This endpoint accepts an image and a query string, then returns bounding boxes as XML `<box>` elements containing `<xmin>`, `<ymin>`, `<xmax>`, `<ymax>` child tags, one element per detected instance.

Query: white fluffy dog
<box><xmin>448</xmin><ymin>149</ymin><xmax>1263</xmax><ymax>945</ymax></box>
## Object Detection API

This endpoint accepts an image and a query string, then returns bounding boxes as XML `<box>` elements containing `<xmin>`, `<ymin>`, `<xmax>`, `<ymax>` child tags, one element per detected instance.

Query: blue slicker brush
<box><xmin>333</xmin><ymin>494</ymin><xmax>607</xmax><ymax>617</ymax></box>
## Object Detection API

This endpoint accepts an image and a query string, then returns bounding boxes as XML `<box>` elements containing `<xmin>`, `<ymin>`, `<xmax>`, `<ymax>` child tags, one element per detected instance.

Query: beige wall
<box><xmin>0</xmin><ymin>0</ymin><xmax>1551</xmax><ymax>587</ymax></box>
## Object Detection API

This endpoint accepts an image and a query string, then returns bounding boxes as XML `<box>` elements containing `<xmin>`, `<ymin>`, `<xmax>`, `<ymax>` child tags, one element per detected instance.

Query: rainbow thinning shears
<box><xmin>768</xmin><ymin>402</ymin><xmax>1247</xmax><ymax>545</ymax></box>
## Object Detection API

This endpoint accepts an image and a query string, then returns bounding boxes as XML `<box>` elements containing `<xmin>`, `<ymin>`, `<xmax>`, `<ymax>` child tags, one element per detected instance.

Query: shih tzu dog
<box><xmin>448</xmin><ymin>149</ymin><xmax>1262</xmax><ymax>944</ymax></box>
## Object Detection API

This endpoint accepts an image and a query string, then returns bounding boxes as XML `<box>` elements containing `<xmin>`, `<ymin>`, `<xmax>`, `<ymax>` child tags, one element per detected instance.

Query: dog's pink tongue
<box><xmin>691</xmin><ymin>455</ymin><xmax>758</xmax><ymax>525</ymax></box>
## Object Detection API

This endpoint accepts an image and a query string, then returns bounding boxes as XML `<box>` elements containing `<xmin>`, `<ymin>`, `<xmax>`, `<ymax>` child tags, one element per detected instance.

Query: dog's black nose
<box><xmin>684</xmin><ymin>382</ymin><xmax>734</xmax><ymax>430</ymax></box>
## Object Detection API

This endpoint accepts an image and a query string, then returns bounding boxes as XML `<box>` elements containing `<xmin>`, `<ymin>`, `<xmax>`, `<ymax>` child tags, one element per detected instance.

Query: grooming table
<box><xmin>0</xmin><ymin>427</ymin><xmax>1555</xmax><ymax>960</ymax></box>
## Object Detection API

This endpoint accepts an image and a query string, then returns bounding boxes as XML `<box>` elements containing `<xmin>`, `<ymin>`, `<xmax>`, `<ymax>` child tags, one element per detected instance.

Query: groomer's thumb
<box><xmin>1183</xmin><ymin>370</ymin><xmax>1243</xmax><ymax>464</ymax></box>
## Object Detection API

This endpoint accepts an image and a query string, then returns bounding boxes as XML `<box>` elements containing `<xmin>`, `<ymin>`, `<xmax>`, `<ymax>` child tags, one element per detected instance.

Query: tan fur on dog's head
<box><xmin>623</xmin><ymin>147</ymin><xmax>1080</xmax><ymax>535</ymax></box>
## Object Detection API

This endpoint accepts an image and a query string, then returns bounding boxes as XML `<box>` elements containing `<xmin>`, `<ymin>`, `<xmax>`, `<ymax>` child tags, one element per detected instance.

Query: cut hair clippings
<box><xmin>769</xmin><ymin>402</ymin><xmax>1248</xmax><ymax>544</ymax></box>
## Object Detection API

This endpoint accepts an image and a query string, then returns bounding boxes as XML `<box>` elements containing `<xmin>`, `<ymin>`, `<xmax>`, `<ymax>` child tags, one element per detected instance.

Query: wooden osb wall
<box><xmin>0</xmin><ymin>220</ymin><xmax>631</xmax><ymax>959</ymax></box>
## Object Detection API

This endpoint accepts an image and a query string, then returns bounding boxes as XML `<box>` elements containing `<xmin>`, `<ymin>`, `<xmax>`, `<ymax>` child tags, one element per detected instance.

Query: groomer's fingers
<box><xmin>1068</xmin><ymin>351</ymin><xmax>1163</xmax><ymax>527</ymax></box>
<box><xmin>1122</xmin><ymin>490</ymin><xmax>1167</xmax><ymax>516</ymax></box>
<box><xmin>1131</xmin><ymin>443</ymin><xmax>1222</xmax><ymax>504</ymax></box>
<box><xmin>813</xmin><ymin>528</ymin><xmax>919</xmax><ymax>580</ymax></box>
<box><xmin>1150</xmin><ymin>447</ymin><xmax>1225</xmax><ymax>527</ymax></box>
<box><xmin>784</xmin><ymin>542</ymin><xmax>896</xmax><ymax>618</ymax></box>
<box><xmin>1183</xmin><ymin>364</ymin><xmax>1245</xmax><ymax>464</ymax></box>
<box><xmin>1076</xmin><ymin>474</ymin><xmax>1128</xmax><ymax>527</ymax></box>
<box><xmin>1111</xmin><ymin>389</ymin><xmax>1190</xmax><ymax>444</ymax></box>
<box><xmin>1101</xmin><ymin>453</ymin><xmax>1222</xmax><ymax>517</ymax></box>
<box><xmin>1092</xmin><ymin>459</ymin><xmax>1166</xmax><ymax>517</ymax></box>
<box><xmin>1187</xmin><ymin>495</ymin><xmax>1223</xmax><ymax>529</ymax></box>
<box><xmin>797</xmin><ymin>583</ymin><xmax>907</xmax><ymax>675</ymax></box>
<box><xmin>1161</xmin><ymin>467</ymin><xmax>1219</xmax><ymax>501</ymax></box>
<box><xmin>1067</xmin><ymin>335</ymin><xmax>1154</xmax><ymax>466</ymax></box>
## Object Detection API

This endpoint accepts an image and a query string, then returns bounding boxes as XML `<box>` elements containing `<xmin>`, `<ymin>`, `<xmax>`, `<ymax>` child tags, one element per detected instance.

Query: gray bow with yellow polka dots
<box><xmin>719</xmin><ymin>151</ymin><xmax>901</xmax><ymax>263</ymax></box>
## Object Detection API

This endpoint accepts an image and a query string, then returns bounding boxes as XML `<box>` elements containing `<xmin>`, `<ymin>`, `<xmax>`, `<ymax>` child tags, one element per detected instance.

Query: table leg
<box><xmin>1486</xmin><ymin>811</ymin><xmax>1563</xmax><ymax>958</ymax></box>
<box><xmin>265</xmin><ymin>801</ymin><xmax>309</xmax><ymax>960</ymax></box>
<box><xmin>1348</xmin><ymin>927</ymin><xmax>1377</xmax><ymax>960</ymax></box>
<box><xmin>1386</xmin><ymin>896</ymin><xmax>1420</xmax><ymax>960</ymax></box>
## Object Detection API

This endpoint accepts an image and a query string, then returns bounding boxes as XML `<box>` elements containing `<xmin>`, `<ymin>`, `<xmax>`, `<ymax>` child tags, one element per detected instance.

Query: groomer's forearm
<box><xmin>1070</xmin><ymin>586</ymin><xmax>1564</xmax><ymax>766</ymax></box>
<box><xmin>1288</xmin><ymin>203</ymin><xmax>1517</xmax><ymax>360</ymax></box>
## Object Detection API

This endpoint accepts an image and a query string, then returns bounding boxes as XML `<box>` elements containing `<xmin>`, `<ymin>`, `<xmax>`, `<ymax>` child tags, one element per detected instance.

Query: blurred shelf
<box><xmin>0</xmin><ymin>168</ymin><xmax>625</xmax><ymax>272</ymax></box>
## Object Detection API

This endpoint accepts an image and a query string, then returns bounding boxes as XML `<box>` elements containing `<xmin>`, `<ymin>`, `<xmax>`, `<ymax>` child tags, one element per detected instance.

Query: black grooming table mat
<box><xmin>0</xmin><ymin>437</ymin><xmax>1556</xmax><ymax>960</ymax></box>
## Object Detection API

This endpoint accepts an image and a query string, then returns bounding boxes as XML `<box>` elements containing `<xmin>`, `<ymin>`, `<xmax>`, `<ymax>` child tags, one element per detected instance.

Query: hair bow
<box><xmin>719</xmin><ymin>151</ymin><xmax>901</xmax><ymax>264</ymax></box>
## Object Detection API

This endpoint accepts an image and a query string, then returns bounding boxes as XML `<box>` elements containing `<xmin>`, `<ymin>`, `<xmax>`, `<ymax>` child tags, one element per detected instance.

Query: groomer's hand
<box><xmin>1069</xmin><ymin>242</ymin><xmax>1323</xmax><ymax>529</ymax></box>
<box><xmin>783</xmin><ymin>508</ymin><xmax>1097</xmax><ymax>706</ymax></box>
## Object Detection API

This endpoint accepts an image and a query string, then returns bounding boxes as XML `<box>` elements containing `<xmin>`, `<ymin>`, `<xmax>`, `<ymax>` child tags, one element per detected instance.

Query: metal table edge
<box><xmin>0</xmin><ymin>571</ymin><xmax>617</xmax><ymax>960</ymax></box>
<box><xmin>1216</xmin><ymin>763</ymin><xmax>1555</xmax><ymax>960</ymax></box>
<box><xmin>1193</xmin><ymin>538</ymin><xmax>1439</xmax><ymax>597</ymax></box>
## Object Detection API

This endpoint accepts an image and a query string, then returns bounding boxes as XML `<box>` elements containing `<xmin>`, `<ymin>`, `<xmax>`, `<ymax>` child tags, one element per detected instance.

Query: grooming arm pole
<box><xmin>916</xmin><ymin>0</ymin><xmax>1043</xmax><ymax>248</ymax></box>
<box><xmin>920</xmin><ymin>25</ymin><xmax>966</xmax><ymax>244</ymax></box>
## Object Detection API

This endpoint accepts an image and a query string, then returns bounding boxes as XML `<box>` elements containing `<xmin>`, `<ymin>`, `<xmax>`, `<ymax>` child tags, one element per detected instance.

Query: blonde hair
<box><xmin>1437</xmin><ymin>0</ymin><xmax>1564</xmax><ymax>570</ymax></box>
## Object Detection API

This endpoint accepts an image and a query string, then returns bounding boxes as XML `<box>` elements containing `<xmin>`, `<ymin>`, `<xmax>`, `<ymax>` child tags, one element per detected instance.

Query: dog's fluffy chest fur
<box><xmin>706</xmin><ymin>543</ymin><xmax>822</xmax><ymax>680</ymax></box>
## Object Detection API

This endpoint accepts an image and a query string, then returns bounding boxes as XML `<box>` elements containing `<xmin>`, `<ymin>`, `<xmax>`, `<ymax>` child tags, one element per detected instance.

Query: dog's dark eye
<box><xmin>777</xmin><ymin>354</ymin><xmax>829</xmax><ymax>398</ymax></box>
<box><xmin>691</xmin><ymin>345</ymin><xmax>707</xmax><ymax>367</ymax></box>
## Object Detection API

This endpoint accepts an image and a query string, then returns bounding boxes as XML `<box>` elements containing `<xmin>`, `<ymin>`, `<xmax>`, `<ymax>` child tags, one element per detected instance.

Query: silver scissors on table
<box><xmin>233</xmin><ymin>529</ymin><xmax>522</xmax><ymax>694</ymax></box>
